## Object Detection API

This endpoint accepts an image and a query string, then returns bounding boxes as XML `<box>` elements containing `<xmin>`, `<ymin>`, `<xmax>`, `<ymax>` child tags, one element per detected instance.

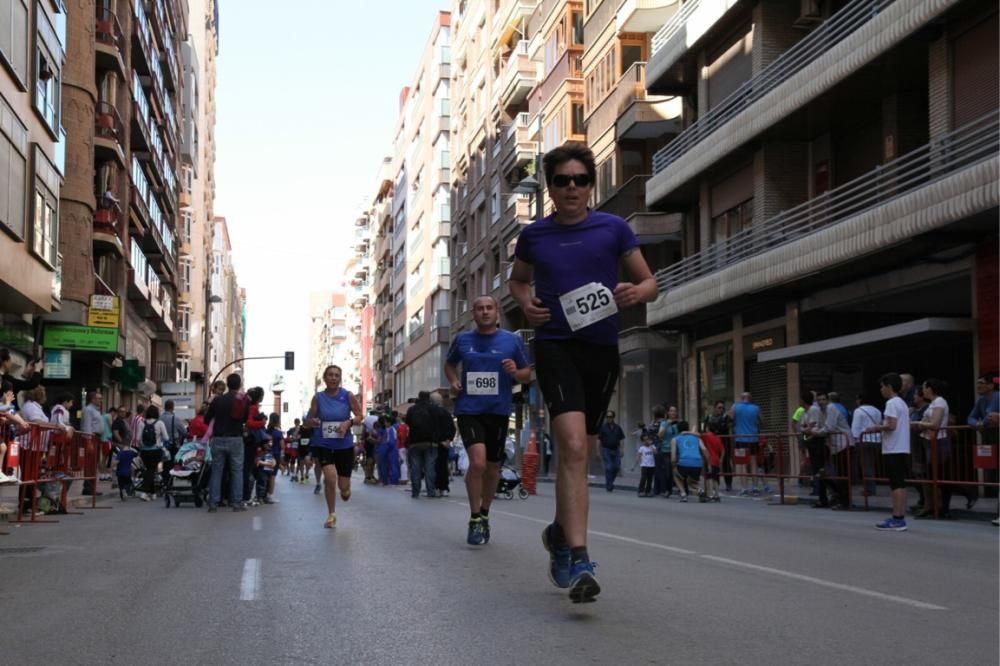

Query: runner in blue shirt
<box><xmin>510</xmin><ymin>143</ymin><xmax>658</xmax><ymax>603</ymax></box>
<box><xmin>304</xmin><ymin>365</ymin><xmax>362</xmax><ymax>528</ymax></box>
<box><xmin>445</xmin><ymin>295</ymin><xmax>531</xmax><ymax>546</ymax></box>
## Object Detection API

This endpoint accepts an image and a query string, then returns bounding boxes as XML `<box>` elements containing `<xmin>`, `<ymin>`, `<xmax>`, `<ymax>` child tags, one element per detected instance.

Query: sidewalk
<box><xmin>535</xmin><ymin>467</ymin><xmax>999</xmax><ymax>522</ymax></box>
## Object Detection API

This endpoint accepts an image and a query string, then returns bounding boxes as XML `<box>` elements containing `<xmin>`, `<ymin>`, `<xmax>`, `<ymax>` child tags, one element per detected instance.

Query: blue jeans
<box><xmin>408</xmin><ymin>445</ymin><xmax>437</xmax><ymax>497</ymax></box>
<box><xmin>601</xmin><ymin>448</ymin><xmax>620</xmax><ymax>491</ymax></box>
<box><xmin>209</xmin><ymin>436</ymin><xmax>244</xmax><ymax>507</ymax></box>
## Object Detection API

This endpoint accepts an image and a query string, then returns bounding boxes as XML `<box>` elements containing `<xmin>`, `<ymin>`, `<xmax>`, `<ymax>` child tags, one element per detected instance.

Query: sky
<box><xmin>214</xmin><ymin>0</ymin><xmax>449</xmax><ymax>416</ymax></box>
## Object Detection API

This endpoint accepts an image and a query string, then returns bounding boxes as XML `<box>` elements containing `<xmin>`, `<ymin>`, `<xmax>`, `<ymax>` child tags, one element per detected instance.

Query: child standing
<box><xmin>254</xmin><ymin>443</ymin><xmax>277</xmax><ymax>504</ymax></box>
<box><xmin>637</xmin><ymin>434</ymin><xmax>656</xmax><ymax>497</ymax></box>
<box><xmin>114</xmin><ymin>444</ymin><xmax>138</xmax><ymax>500</ymax></box>
<box><xmin>700</xmin><ymin>428</ymin><xmax>725</xmax><ymax>502</ymax></box>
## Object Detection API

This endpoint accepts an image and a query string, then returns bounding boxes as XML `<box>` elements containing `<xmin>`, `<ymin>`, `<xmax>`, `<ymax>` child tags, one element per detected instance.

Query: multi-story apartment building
<box><xmin>386</xmin><ymin>11</ymin><xmax>453</xmax><ymax>410</ymax></box>
<box><xmin>308</xmin><ymin>290</ymin><xmax>356</xmax><ymax>393</ymax></box>
<box><xmin>179</xmin><ymin>0</ymin><xmax>220</xmax><ymax>394</ymax></box>
<box><xmin>369</xmin><ymin>156</ymin><xmax>395</xmax><ymax>410</ymax></box>
<box><xmin>641</xmin><ymin>0</ymin><xmax>998</xmax><ymax>427</ymax></box>
<box><xmin>208</xmin><ymin>215</ymin><xmax>242</xmax><ymax>381</ymax></box>
<box><xmin>0</xmin><ymin>1</ymin><xmax>66</xmax><ymax>375</ymax></box>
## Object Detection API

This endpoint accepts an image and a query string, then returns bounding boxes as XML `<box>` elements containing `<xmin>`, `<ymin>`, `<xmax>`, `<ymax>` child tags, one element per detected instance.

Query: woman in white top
<box><xmin>20</xmin><ymin>386</ymin><xmax>49</xmax><ymax>424</ymax></box>
<box><xmin>49</xmin><ymin>392</ymin><xmax>75</xmax><ymax>435</ymax></box>
<box><xmin>916</xmin><ymin>378</ymin><xmax>975</xmax><ymax>516</ymax></box>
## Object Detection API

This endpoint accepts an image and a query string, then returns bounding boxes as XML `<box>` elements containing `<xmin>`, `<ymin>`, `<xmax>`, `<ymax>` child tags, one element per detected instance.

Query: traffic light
<box><xmin>284</xmin><ymin>351</ymin><xmax>295</xmax><ymax>371</ymax></box>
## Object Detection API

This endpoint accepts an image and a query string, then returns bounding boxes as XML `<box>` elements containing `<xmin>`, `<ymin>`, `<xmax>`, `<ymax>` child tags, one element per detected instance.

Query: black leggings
<box><xmin>638</xmin><ymin>467</ymin><xmax>654</xmax><ymax>495</ymax></box>
<box><xmin>140</xmin><ymin>450</ymin><xmax>161</xmax><ymax>494</ymax></box>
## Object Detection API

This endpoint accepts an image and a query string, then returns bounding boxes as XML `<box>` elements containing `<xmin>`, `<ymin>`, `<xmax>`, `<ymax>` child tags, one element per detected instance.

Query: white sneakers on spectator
<box><xmin>0</xmin><ymin>471</ymin><xmax>19</xmax><ymax>485</ymax></box>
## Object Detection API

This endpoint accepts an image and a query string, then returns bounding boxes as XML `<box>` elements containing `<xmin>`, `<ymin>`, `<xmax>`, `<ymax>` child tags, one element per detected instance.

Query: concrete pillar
<box><xmin>927</xmin><ymin>35</ymin><xmax>951</xmax><ymax>141</ymax></box>
<box><xmin>60</xmin><ymin>0</ymin><xmax>98</xmax><ymax>311</ymax></box>
<box><xmin>752</xmin><ymin>0</ymin><xmax>802</xmax><ymax>74</ymax></box>
<box><xmin>732</xmin><ymin>314</ymin><xmax>744</xmax><ymax>396</ymax></box>
<box><xmin>785</xmin><ymin>300</ymin><xmax>802</xmax><ymax>473</ymax></box>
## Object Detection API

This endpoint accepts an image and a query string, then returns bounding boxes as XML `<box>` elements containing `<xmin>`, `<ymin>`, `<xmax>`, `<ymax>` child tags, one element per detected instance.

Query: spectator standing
<box><xmin>204</xmin><ymin>373</ymin><xmax>250</xmax><ymax>512</ymax></box>
<box><xmin>900</xmin><ymin>373</ymin><xmax>917</xmax><ymax>408</ymax></box>
<box><xmin>597</xmin><ymin>411</ymin><xmax>625</xmax><ymax>492</ymax></box>
<box><xmin>404</xmin><ymin>391</ymin><xmax>446</xmax><ymax>498</ymax></box>
<box><xmin>792</xmin><ymin>393</ymin><xmax>813</xmax><ymax>489</ymax></box>
<box><xmin>730</xmin><ymin>393</ymin><xmax>764</xmax><ymax>494</ymax></box>
<box><xmin>636</xmin><ymin>434</ymin><xmax>656</xmax><ymax>497</ymax></box>
<box><xmin>130</xmin><ymin>402</ymin><xmax>146</xmax><ymax>449</ymax></box>
<box><xmin>0</xmin><ymin>348</ymin><xmax>42</xmax><ymax>395</ymax></box>
<box><xmin>824</xmin><ymin>395</ymin><xmax>852</xmax><ymax>509</ymax></box>
<box><xmin>542</xmin><ymin>432</ymin><xmax>553</xmax><ymax>476</ymax></box>
<box><xmin>802</xmin><ymin>391</ymin><xmax>833</xmax><ymax>508</ymax></box>
<box><xmin>430</xmin><ymin>392</ymin><xmax>455</xmax><ymax>498</ymax></box>
<box><xmin>851</xmin><ymin>394</ymin><xmax>882</xmax><ymax>497</ymax></box>
<box><xmin>113</xmin><ymin>443</ymin><xmax>138</xmax><ymax>500</ymax></box>
<box><xmin>967</xmin><ymin>372</ymin><xmax>999</xmax><ymax>520</ymax></box>
<box><xmin>916</xmin><ymin>378</ymin><xmax>976</xmax><ymax>517</ymax></box>
<box><xmin>703</xmin><ymin>400</ymin><xmax>733</xmax><ymax>491</ymax></box>
<box><xmin>700</xmin><ymin>428</ymin><xmax>725</xmax><ymax>502</ymax></box>
<box><xmin>866</xmin><ymin>373</ymin><xmax>910</xmax><ymax>531</ymax></box>
<box><xmin>137</xmin><ymin>405</ymin><xmax>169</xmax><ymax>501</ymax></box>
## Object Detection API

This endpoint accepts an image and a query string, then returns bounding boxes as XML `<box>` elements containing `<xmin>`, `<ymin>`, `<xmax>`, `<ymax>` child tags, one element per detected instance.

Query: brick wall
<box><xmin>927</xmin><ymin>35</ymin><xmax>951</xmax><ymax>140</ymax></box>
<box><xmin>755</xmin><ymin>140</ymin><xmax>809</xmax><ymax>223</ymax></box>
<box><xmin>752</xmin><ymin>0</ymin><xmax>803</xmax><ymax>74</ymax></box>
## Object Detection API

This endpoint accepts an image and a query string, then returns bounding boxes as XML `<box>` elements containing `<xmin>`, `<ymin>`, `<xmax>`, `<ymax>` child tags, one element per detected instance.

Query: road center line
<box><xmin>252</xmin><ymin>516</ymin><xmax>262</xmax><ymax>531</ymax></box>
<box><xmin>483</xmin><ymin>506</ymin><xmax>944</xmax><ymax>610</ymax></box>
<box><xmin>700</xmin><ymin>555</ymin><xmax>946</xmax><ymax>610</ymax></box>
<box><xmin>240</xmin><ymin>558</ymin><xmax>260</xmax><ymax>601</ymax></box>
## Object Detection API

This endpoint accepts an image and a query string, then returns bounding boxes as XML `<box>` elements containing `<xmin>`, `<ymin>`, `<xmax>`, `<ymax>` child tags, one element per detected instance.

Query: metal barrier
<box><xmin>4</xmin><ymin>422</ymin><xmax>100</xmax><ymax>524</ymax></box>
<box><xmin>708</xmin><ymin>427</ymin><xmax>998</xmax><ymax>517</ymax></box>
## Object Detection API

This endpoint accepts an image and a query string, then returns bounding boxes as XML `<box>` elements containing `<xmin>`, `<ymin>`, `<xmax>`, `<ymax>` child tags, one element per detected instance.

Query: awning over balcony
<box><xmin>757</xmin><ymin>318</ymin><xmax>974</xmax><ymax>364</ymax></box>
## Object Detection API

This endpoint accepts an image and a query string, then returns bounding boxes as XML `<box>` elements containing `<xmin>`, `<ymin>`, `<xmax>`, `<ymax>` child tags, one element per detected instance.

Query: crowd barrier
<box><xmin>710</xmin><ymin>427</ymin><xmax>997</xmax><ymax>517</ymax></box>
<box><xmin>1</xmin><ymin>421</ymin><xmax>101</xmax><ymax>524</ymax></box>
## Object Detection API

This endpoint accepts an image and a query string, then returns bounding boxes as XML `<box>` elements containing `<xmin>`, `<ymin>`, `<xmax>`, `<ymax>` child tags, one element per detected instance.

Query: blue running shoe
<box><xmin>875</xmin><ymin>518</ymin><xmax>907</xmax><ymax>531</ymax></box>
<box><xmin>541</xmin><ymin>524</ymin><xmax>571</xmax><ymax>588</ymax></box>
<box><xmin>467</xmin><ymin>518</ymin><xmax>486</xmax><ymax>546</ymax></box>
<box><xmin>481</xmin><ymin>515</ymin><xmax>491</xmax><ymax>544</ymax></box>
<box><xmin>568</xmin><ymin>561</ymin><xmax>601</xmax><ymax>603</ymax></box>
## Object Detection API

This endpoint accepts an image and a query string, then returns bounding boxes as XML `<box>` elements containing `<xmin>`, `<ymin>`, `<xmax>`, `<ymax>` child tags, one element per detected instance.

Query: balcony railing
<box><xmin>586</xmin><ymin>61</ymin><xmax>648</xmax><ymax>139</ymax></box>
<box><xmin>95</xmin><ymin>6</ymin><xmax>125</xmax><ymax>57</ymax></box>
<box><xmin>95</xmin><ymin>101</ymin><xmax>125</xmax><ymax>150</ymax></box>
<box><xmin>655</xmin><ymin>111</ymin><xmax>999</xmax><ymax>292</ymax></box>
<box><xmin>535</xmin><ymin>49</ymin><xmax>583</xmax><ymax>109</ymax></box>
<box><xmin>651</xmin><ymin>0</ymin><xmax>703</xmax><ymax>56</ymax></box>
<box><xmin>596</xmin><ymin>174</ymin><xmax>650</xmax><ymax>220</ymax></box>
<box><xmin>652</xmin><ymin>0</ymin><xmax>895</xmax><ymax>176</ymax></box>
<box><xmin>430</xmin><ymin>309</ymin><xmax>450</xmax><ymax>331</ymax></box>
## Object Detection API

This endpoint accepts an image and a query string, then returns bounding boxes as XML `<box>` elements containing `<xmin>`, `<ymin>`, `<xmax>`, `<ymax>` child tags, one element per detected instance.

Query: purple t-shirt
<box><xmin>514</xmin><ymin>210</ymin><xmax>637</xmax><ymax>345</ymax></box>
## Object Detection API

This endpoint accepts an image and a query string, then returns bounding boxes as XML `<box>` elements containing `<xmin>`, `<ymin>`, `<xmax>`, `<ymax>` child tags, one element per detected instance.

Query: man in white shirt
<box><xmin>866</xmin><ymin>373</ymin><xmax>910</xmax><ymax>531</ymax></box>
<box><xmin>852</xmin><ymin>394</ymin><xmax>882</xmax><ymax>497</ymax></box>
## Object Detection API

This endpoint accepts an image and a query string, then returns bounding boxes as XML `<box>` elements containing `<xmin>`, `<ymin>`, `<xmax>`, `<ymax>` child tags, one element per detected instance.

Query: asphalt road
<box><xmin>1</xmin><ymin>473</ymin><xmax>997</xmax><ymax>666</ymax></box>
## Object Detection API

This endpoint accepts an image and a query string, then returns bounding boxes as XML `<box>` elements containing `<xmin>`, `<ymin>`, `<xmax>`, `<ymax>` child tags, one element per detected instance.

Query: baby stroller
<box><xmin>496</xmin><ymin>465</ymin><xmax>529</xmax><ymax>500</ymax></box>
<box><xmin>164</xmin><ymin>441</ymin><xmax>210</xmax><ymax>508</ymax></box>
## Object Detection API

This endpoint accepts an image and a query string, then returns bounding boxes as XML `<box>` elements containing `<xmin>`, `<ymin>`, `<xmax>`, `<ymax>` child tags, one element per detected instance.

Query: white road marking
<box><xmin>700</xmin><ymin>555</ymin><xmax>946</xmax><ymax>610</ymax></box>
<box><xmin>252</xmin><ymin>516</ymin><xmax>262</xmax><ymax>531</ymax></box>
<box><xmin>475</xmin><ymin>505</ymin><xmax>945</xmax><ymax>610</ymax></box>
<box><xmin>240</xmin><ymin>558</ymin><xmax>260</xmax><ymax>601</ymax></box>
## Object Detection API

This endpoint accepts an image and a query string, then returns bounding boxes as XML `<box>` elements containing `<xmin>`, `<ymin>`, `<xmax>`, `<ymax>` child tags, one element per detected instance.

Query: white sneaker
<box><xmin>0</xmin><ymin>472</ymin><xmax>20</xmax><ymax>485</ymax></box>
<box><xmin>138</xmin><ymin>492</ymin><xmax>150</xmax><ymax>501</ymax></box>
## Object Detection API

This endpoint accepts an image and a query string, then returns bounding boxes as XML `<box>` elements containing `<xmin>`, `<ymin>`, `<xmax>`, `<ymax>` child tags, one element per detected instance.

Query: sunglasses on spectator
<box><xmin>551</xmin><ymin>174</ymin><xmax>592</xmax><ymax>188</ymax></box>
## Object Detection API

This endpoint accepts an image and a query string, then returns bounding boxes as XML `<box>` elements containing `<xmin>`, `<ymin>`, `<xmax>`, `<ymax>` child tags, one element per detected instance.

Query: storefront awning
<box><xmin>757</xmin><ymin>317</ymin><xmax>975</xmax><ymax>364</ymax></box>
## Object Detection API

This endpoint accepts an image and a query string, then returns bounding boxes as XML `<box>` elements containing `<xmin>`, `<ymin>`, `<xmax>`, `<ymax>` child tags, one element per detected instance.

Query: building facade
<box><xmin>207</xmin><ymin>215</ymin><xmax>241</xmax><ymax>382</ymax></box>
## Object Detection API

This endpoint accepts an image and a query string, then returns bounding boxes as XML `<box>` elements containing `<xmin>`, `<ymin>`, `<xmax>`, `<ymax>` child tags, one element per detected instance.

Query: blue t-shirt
<box><xmin>447</xmin><ymin>329</ymin><xmax>530</xmax><ymax>416</ymax></box>
<box><xmin>267</xmin><ymin>428</ymin><xmax>283</xmax><ymax>459</ymax></box>
<box><xmin>675</xmin><ymin>434</ymin><xmax>703</xmax><ymax>468</ymax></box>
<box><xmin>733</xmin><ymin>402</ymin><xmax>761</xmax><ymax>443</ymax></box>
<box><xmin>312</xmin><ymin>389</ymin><xmax>354</xmax><ymax>451</ymax></box>
<box><xmin>514</xmin><ymin>210</ymin><xmax>638</xmax><ymax>345</ymax></box>
<box><xmin>116</xmin><ymin>448</ymin><xmax>138</xmax><ymax>477</ymax></box>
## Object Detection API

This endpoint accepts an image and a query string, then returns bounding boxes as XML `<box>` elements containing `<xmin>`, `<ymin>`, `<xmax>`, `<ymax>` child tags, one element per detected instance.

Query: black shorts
<box><xmin>458</xmin><ymin>414</ymin><xmax>508</xmax><ymax>463</ymax></box>
<box><xmin>314</xmin><ymin>447</ymin><xmax>354</xmax><ymax>478</ymax></box>
<box><xmin>677</xmin><ymin>465</ymin><xmax>702</xmax><ymax>481</ymax></box>
<box><xmin>298</xmin><ymin>444</ymin><xmax>311</xmax><ymax>459</ymax></box>
<box><xmin>734</xmin><ymin>441</ymin><xmax>760</xmax><ymax>456</ymax></box>
<box><xmin>533</xmin><ymin>339</ymin><xmax>619</xmax><ymax>435</ymax></box>
<box><xmin>884</xmin><ymin>453</ymin><xmax>909</xmax><ymax>490</ymax></box>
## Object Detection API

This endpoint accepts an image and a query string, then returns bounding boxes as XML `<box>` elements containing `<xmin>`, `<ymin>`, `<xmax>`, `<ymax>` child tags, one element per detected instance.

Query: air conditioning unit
<box><xmin>794</xmin><ymin>0</ymin><xmax>823</xmax><ymax>28</ymax></box>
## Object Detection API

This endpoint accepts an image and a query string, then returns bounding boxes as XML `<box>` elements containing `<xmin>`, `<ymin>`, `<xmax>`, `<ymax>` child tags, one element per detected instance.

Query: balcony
<box><xmin>93</xmin><ymin>205</ymin><xmax>125</xmax><ymax>257</ymax></box>
<box><xmin>533</xmin><ymin>49</ymin><xmax>583</xmax><ymax>113</ymax></box>
<box><xmin>617</xmin><ymin>0</ymin><xmax>682</xmax><ymax>34</ymax></box>
<box><xmin>650</xmin><ymin>0</ymin><xmax>899</xmax><ymax>202</ymax></box>
<box><xmin>648</xmin><ymin>0</ymin><xmax>738</xmax><ymax>90</ymax></box>
<box><xmin>650</xmin><ymin>111</ymin><xmax>999</xmax><ymax>324</ymax></box>
<box><xmin>501</xmin><ymin>112</ymin><xmax>536</xmax><ymax>176</ymax></box>
<box><xmin>408</xmin><ymin>321</ymin><xmax>424</xmax><ymax>344</ymax></box>
<box><xmin>597</xmin><ymin>174</ymin><xmax>683</xmax><ymax>242</ymax></box>
<box><xmin>433</xmin><ymin>257</ymin><xmax>451</xmax><ymax>291</ymax></box>
<box><xmin>392</xmin><ymin>343</ymin><xmax>404</xmax><ymax>367</ymax></box>
<box><xmin>499</xmin><ymin>42</ymin><xmax>536</xmax><ymax>114</ymax></box>
<box><xmin>95</xmin><ymin>6</ymin><xmax>126</xmax><ymax>77</ymax></box>
<box><xmin>94</xmin><ymin>101</ymin><xmax>126</xmax><ymax>166</ymax></box>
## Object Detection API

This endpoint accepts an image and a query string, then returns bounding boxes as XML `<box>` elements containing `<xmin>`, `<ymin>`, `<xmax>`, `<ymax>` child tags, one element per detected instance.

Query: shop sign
<box><xmin>43</xmin><ymin>349</ymin><xmax>71</xmax><ymax>379</ymax></box>
<box><xmin>43</xmin><ymin>324</ymin><xmax>118</xmax><ymax>353</ymax></box>
<box><xmin>744</xmin><ymin>328</ymin><xmax>786</xmax><ymax>358</ymax></box>
<box><xmin>88</xmin><ymin>295</ymin><xmax>121</xmax><ymax>329</ymax></box>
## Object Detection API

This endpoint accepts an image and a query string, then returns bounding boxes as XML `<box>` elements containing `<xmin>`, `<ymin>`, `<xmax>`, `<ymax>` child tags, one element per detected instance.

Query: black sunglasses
<box><xmin>551</xmin><ymin>174</ymin><xmax>592</xmax><ymax>188</ymax></box>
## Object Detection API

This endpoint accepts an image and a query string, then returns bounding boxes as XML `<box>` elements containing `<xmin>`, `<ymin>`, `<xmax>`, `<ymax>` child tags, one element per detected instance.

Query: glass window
<box><xmin>32</xmin><ymin>185</ymin><xmax>57</xmax><ymax>265</ymax></box>
<box><xmin>571</xmin><ymin>103</ymin><xmax>584</xmax><ymax>136</ymax></box>
<box><xmin>0</xmin><ymin>132</ymin><xmax>27</xmax><ymax>238</ymax></box>
<box><xmin>0</xmin><ymin>0</ymin><xmax>29</xmax><ymax>85</ymax></box>
<box><xmin>621</xmin><ymin>44</ymin><xmax>643</xmax><ymax>76</ymax></box>
<box><xmin>34</xmin><ymin>45</ymin><xmax>59</xmax><ymax>131</ymax></box>
<box><xmin>571</xmin><ymin>11</ymin><xmax>584</xmax><ymax>44</ymax></box>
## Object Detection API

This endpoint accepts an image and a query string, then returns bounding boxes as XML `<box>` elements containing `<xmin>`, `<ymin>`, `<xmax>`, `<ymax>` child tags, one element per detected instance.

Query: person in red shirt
<box><xmin>700</xmin><ymin>429</ymin><xmax>725</xmax><ymax>502</ymax></box>
<box><xmin>188</xmin><ymin>402</ymin><xmax>210</xmax><ymax>440</ymax></box>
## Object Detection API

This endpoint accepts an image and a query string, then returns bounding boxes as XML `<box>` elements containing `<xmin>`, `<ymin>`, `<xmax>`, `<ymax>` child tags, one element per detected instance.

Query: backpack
<box><xmin>141</xmin><ymin>421</ymin><xmax>158</xmax><ymax>448</ymax></box>
<box><xmin>434</xmin><ymin>406</ymin><xmax>456</xmax><ymax>443</ymax></box>
<box><xmin>405</xmin><ymin>402</ymin><xmax>437</xmax><ymax>443</ymax></box>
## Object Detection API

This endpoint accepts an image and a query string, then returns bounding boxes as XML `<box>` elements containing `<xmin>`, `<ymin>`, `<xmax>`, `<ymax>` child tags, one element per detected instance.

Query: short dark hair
<box><xmin>85</xmin><ymin>390</ymin><xmax>98</xmax><ymax>404</ymax></box>
<box><xmin>652</xmin><ymin>404</ymin><xmax>665</xmax><ymax>419</ymax></box>
<box><xmin>226</xmin><ymin>373</ymin><xmax>242</xmax><ymax>390</ymax></box>
<box><xmin>164</xmin><ymin>399</ymin><xmax>175</xmax><ymax>411</ymax></box>
<box><xmin>542</xmin><ymin>142</ymin><xmax>596</xmax><ymax>188</ymax></box>
<box><xmin>879</xmin><ymin>372</ymin><xmax>902</xmax><ymax>393</ymax></box>
<box><xmin>145</xmin><ymin>404</ymin><xmax>159</xmax><ymax>419</ymax></box>
<box><xmin>0</xmin><ymin>348</ymin><xmax>10</xmax><ymax>363</ymax></box>
<box><xmin>815</xmin><ymin>391</ymin><xmax>829</xmax><ymax>400</ymax></box>
<box><xmin>801</xmin><ymin>390</ymin><xmax>815</xmax><ymax>405</ymax></box>
<box><xmin>247</xmin><ymin>387</ymin><xmax>265</xmax><ymax>403</ymax></box>
<box><xmin>1</xmin><ymin>380</ymin><xmax>12</xmax><ymax>393</ymax></box>
<box><xmin>417</xmin><ymin>390</ymin><xmax>431</xmax><ymax>402</ymax></box>
<box><xmin>55</xmin><ymin>391</ymin><xmax>74</xmax><ymax>405</ymax></box>
<box><xmin>923</xmin><ymin>377</ymin><xmax>946</xmax><ymax>397</ymax></box>
<box><xmin>676</xmin><ymin>421</ymin><xmax>690</xmax><ymax>432</ymax></box>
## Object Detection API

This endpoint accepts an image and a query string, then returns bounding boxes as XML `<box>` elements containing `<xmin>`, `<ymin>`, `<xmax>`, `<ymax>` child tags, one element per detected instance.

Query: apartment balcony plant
<box><xmin>94</xmin><ymin>101</ymin><xmax>126</xmax><ymax>166</ymax></box>
<box><xmin>95</xmin><ymin>6</ymin><xmax>126</xmax><ymax>77</ymax></box>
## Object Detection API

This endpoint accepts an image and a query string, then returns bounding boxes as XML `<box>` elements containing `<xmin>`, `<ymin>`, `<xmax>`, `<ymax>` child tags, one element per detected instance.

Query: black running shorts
<box><xmin>314</xmin><ymin>447</ymin><xmax>354</xmax><ymax>478</ymax></box>
<box><xmin>532</xmin><ymin>339</ymin><xmax>620</xmax><ymax>435</ymax></box>
<box><xmin>298</xmin><ymin>444</ymin><xmax>311</xmax><ymax>460</ymax></box>
<box><xmin>457</xmin><ymin>414</ymin><xmax>509</xmax><ymax>463</ymax></box>
<box><xmin>884</xmin><ymin>453</ymin><xmax>909</xmax><ymax>490</ymax></box>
